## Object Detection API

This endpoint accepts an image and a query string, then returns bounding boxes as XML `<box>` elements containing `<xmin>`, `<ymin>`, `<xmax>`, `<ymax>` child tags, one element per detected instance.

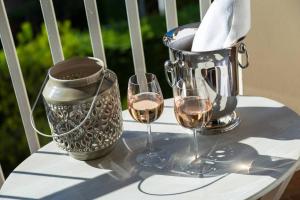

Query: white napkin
<box><xmin>191</xmin><ymin>0</ymin><xmax>251</xmax><ymax>52</ymax></box>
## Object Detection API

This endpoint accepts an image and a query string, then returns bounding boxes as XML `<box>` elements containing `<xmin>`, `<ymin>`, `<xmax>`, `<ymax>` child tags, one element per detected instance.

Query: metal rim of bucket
<box><xmin>163</xmin><ymin>22</ymin><xmax>245</xmax><ymax>55</ymax></box>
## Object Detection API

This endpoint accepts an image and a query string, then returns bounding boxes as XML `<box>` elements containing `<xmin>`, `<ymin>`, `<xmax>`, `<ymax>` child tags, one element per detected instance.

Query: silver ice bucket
<box><xmin>163</xmin><ymin>23</ymin><xmax>249</xmax><ymax>133</ymax></box>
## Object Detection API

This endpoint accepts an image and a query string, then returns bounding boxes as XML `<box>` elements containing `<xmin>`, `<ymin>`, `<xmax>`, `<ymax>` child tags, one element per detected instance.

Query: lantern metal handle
<box><xmin>30</xmin><ymin>70</ymin><xmax>106</xmax><ymax>138</ymax></box>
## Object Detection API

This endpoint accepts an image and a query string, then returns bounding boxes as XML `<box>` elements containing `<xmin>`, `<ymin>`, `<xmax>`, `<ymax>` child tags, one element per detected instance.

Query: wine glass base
<box><xmin>136</xmin><ymin>149</ymin><xmax>168</xmax><ymax>169</ymax></box>
<box><xmin>183</xmin><ymin>159</ymin><xmax>216</xmax><ymax>176</ymax></box>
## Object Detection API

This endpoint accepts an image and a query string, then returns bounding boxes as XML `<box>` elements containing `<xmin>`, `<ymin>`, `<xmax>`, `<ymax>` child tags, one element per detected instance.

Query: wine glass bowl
<box><xmin>173</xmin><ymin>79</ymin><xmax>214</xmax><ymax>175</ymax></box>
<box><xmin>128</xmin><ymin>92</ymin><xmax>164</xmax><ymax>124</ymax></box>
<box><xmin>174</xmin><ymin>96</ymin><xmax>212</xmax><ymax>129</ymax></box>
<box><xmin>127</xmin><ymin>73</ymin><xmax>167</xmax><ymax>168</ymax></box>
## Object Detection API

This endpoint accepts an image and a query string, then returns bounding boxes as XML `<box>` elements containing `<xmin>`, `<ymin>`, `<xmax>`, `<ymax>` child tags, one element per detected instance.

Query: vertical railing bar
<box><xmin>199</xmin><ymin>0</ymin><xmax>211</xmax><ymax>20</ymax></box>
<box><xmin>0</xmin><ymin>164</ymin><xmax>4</xmax><ymax>187</ymax></box>
<box><xmin>40</xmin><ymin>0</ymin><xmax>64</xmax><ymax>64</ymax></box>
<box><xmin>157</xmin><ymin>0</ymin><xmax>165</xmax><ymax>15</ymax></box>
<box><xmin>164</xmin><ymin>0</ymin><xmax>178</xmax><ymax>30</ymax></box>
<box><xmin>0</xmin><ymin>0</ymin><xmax>40</xmax><ymax>153</ymax></box>
<box><xmin>164</xmin><ymin>0</ymin><xmax>178</xmax><ymax>59</ymax></box>
<box><xmin>125</xmin><ymin>0</ymin><xmax>147</xmax><ymax>92</ymax></box>
<box><xmin>83</xmin><ymin>0</ymin><xmax>107</xmax><ymax>68</ymax></box>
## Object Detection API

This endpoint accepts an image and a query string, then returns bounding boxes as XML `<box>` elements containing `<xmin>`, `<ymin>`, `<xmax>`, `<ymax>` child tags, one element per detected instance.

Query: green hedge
<box><xmin>0</xmin><ymin>4</ymin><xmax>199</xmax><ymax>176</ymax></box>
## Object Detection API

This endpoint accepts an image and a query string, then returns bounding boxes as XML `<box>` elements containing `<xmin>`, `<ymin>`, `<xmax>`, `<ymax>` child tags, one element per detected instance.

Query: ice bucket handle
<box><xmin>164</xmin><ymin>60</ymin><xmax>176</xmax><ymax>87</ymax></box>
<box><xmin>238</xmin><ymin>43</ymin><xmax>249</xmax><ymax>69</ymax></box>
<box><xmin>29</xmin><ymin>70</ymin><xmax>106</xmax><ymax>138</ymax></box>
<box><xmin>164</xmin><ymin>59</ymin><xmax>184</xmax><ymax>87</ymax></box>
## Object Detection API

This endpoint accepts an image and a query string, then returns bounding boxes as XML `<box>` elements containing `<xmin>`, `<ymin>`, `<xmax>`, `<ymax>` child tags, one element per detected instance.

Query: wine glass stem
<box><xmin>146</xmin><ymin>124</ymin><xmax>154</xmax><ymax>152</ymax></box>
<box><xmin>193</xmin><ymin>129</ymin><xmax>199</xmax><ymax>160</ymax></box>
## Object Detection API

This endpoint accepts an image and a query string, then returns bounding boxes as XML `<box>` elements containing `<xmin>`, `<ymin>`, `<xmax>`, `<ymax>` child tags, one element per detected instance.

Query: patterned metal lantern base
<box><xmin>42</xmin><ymin>57</ymin><xmax>123</xmax><ymax>160</ymax></box>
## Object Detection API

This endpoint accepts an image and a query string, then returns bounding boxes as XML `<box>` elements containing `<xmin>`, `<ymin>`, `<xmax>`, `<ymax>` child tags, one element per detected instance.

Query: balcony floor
<box><xmin>281</xmin><ymin>171</ymin><xmax>300</xmax><ymax>200</ymax></box>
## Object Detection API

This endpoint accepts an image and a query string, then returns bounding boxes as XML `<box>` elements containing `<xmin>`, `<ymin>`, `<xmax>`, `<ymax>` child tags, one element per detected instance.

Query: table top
<box><xmin>1</xmin><ymin>96</ymin><xmax>300</xmax><ymax>200</ymax></box>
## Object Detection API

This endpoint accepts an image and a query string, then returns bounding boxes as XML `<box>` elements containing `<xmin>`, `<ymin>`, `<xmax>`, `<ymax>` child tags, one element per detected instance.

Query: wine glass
<box><xmin>173</xmin><ymin>79</ymin><xmax>214</xmax><ymax>175</ymax></box>
<box><xmin>127</xmin><ymin>73</ymin><xmax>167</xmax><ymax>168</ymax></box>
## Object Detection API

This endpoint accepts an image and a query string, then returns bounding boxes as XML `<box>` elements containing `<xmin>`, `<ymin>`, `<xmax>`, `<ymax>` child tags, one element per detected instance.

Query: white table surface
<box><xmin>1</xmin><ymin>96</ymin><xmax>300</xmax><ymax>200</ymax></box>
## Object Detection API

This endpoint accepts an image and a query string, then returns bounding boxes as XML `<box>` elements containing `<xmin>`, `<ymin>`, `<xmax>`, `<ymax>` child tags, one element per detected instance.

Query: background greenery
<box><xmin>0</xmin><ymin>0</ymin><xmax>199</xmax><ymax>176</ymax></box>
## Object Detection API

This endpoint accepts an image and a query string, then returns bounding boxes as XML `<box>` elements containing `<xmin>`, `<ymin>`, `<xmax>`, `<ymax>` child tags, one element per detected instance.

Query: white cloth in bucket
<box><xmin>192</xmin><ymin>0</ymin><xmax>251</xmax><ymax>52</ymax></box>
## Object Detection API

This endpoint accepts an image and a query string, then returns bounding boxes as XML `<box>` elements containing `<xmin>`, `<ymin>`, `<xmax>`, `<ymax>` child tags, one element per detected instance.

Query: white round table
<box><xmin>1</xmin><ymin>96</ymin><xmax>300</xmax><ymax>200</ymax></box>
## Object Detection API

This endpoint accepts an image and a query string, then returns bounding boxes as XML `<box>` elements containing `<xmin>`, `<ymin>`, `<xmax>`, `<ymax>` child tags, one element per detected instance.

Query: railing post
<box><xmin>84</xmin><ymin>0</ymin><xmax>107</xmax><ymax>68</ymax></box>
<box><xmin>158</xmin><ymin>0</ymin><xmax>165</xmax><ymax>15</ymax></box>
<box><xmin>164</xmin><ymin>0</ymin><xmax>178</xmax><ymax>30</ymax></box>
<box><xmin>0</xmin><ymin>164</ymin><xmax>4</xmax><ymax>187</ymax></box>
<box><xmin>199</xmin><ymin>0</ymin><xmax>211</xmax><ymax>20</ymax></box>
<box><xmin>164</xmin><ymin>0</ymin><xmax>178</xmax><ymax>60</ymax></box>
<box><xmin>125</xmin><ymin>0</ymin><xmax>147</xmax><ymax>92</ymax></box>
<box><xmin>0</xmin><ymin>0</ymin><xmax>40</xmax><ymax>153</ymax></box>
<box><xmin>40</xmin><ymin>0</ymin><xmax>64</xmax><ymax>64</ymax></box>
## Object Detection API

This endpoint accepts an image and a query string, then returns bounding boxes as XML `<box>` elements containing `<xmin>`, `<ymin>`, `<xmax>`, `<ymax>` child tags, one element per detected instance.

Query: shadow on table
<box><xmin>10</xmin><ymin>105</ymin><xmax>298</xmax><ymax>199</ymax></box>
<box><xmin>84</xmin><ymin>129</ymin><xmax>296</xmax><ymax>197</ymax></box>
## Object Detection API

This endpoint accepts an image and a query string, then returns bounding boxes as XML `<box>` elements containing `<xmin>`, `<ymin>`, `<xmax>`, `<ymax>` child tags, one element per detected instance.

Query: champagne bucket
<box><xmin>32</xmin><ymin>57</ymin><xmax>123</xmax><ymax>160</ymax></box>
<box><xmin>163</xmin><ymin>23</ymin><xmax>249</xmax><ymax>133</ymax></box>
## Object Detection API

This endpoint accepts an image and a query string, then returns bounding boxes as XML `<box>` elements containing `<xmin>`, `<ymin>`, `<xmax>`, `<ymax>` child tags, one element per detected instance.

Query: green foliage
<box><xmin>0</xmin><ymin>3</ymin><xmax>199</xmax><ymax>176</ymax></box>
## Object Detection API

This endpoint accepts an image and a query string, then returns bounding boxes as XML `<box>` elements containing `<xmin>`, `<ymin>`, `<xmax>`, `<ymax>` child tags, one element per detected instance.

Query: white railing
<box><xmin>164</xmin><ymin>0</ymin><xmax>178</xmax><ymax>60</ymax></box>
<box><xmin>84</xmin><ymin>0</ymin><xmax>107</xmax><ymax>67</ymax></box>
<box><xmin>0</xmin><ymin>0</ymin><xmax>213</xmax><ymax>184</ymax></box>
<box><xmin>0</xmin><ymin>0</ymin><xmax>41</xmax><ymax>155</ymax></box>
<box><xmin>0</xmin><ymin>164</ymin><xmax>4</xmax><ymax>187</ymax></box>
<box><xmin>40</xmin><ymin>0</ymin><xmax>64</xmax><ymax>64</ymax></box>
<box><xmin>125</xmin><ymin>0</ymin><xmax>147</xmax><ymax>89</ymax></box>
<box><xmin>199</xmin><ymin>0</ymin><xmax>211</xmax><ymax>20</ymax></box>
